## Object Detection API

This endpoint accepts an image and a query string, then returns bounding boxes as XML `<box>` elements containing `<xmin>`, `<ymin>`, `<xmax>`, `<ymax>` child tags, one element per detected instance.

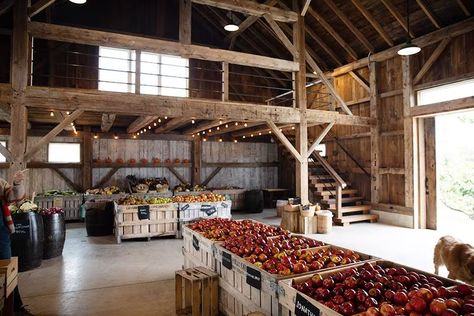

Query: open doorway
<box><xmin>435</xmin><ymin>111</ymin><xmax>474</xmax><ymax>242</ymax></box>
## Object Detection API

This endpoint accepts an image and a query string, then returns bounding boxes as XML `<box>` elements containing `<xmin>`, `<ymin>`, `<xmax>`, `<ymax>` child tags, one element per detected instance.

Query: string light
<box><xmin>154</xmin><ymin>122</ymin><xmax>157</xmax><ymax>126</ymax></box>
<box><xmin>93</xmin><ymin>134</ymin><xmax>98</xmax><ymax>139</ymax></box>
<box><xmin>225</xmin><ymin>124</ymin><xmax>229</xmax><ymax>128</ymax></box>
<box><xmin>242</xmin><ymin>136</ymin><xmax>246</xmax><ymax>139</ymax></box>
<box><xmin>292</xmin><ymin>126</ymin><xmax>295</xmax><ymax>130</ymax></box>
<box><xmin>208</xmin><ymin>129</ymin><xmax>212</xmax><ymax>132</ymax></box>
<box><xmin>219</xmin><ymin>120</ymin><xmax>223</xmax><ymax>124</ymax></box>
<box><xmin>158</xmin><ymin>118</ymin><xmax>162</xmax><ymax>123</ymax></box>
<box><xmin>250</xmin><ymin>134</ymin><xmax>254</xmax><ymax>137</ymax></box>
<box><xmin>258</xmin><ymin>132</ymin><xmax>262</xmax><ymax>136</ymax></box>
<box><xmin>234</xmin><ymin>139</ymin><xmax>238</xmax><ymax>143</ymax></box>
<box><xmin>197</xmin><ymin>132</ymin><xmax>200</xmax><ymax>136</ymax></box>
<box><xmin>216</xmin><ymin>127</ymin><xmax>220</xmax><ymax>130</ymax></box>
<box><xmin>70</xmin><ymin>122</ymin><xmax>74</xmax><ymax>126</ymax></box>
<box><xmin>235</xmin><ymin>122</ymin><xmax>238</xmax><ymax>126</ymax></box>
<box><xmin>136</xmin><ymin>132</ymin><xmax>140</xmax><ymax>136</ymax></box>
<box><xmin>202</xmin><ymin>131</ymin><xmax>206</xmax><ymax>135</ymax></box>
<box><xmin>164</xmin><ymin>116</ymin><xmax>168</xmax><ymax>119</ymax></box>
<box><xmin>191</xmin><ymin>120</ymin><xmax>195</xmax><ymax>124</ymax></box>
<box><xmin>203</xmin><ymin>138</ymin><xmax>207</xmax><ymax>142</ymax></box>
<box><xmin>244</xmin><ymin>123</ymin><xmax>247</xmax><ymax>127</ymax></box>
<box><xmin>269</xmin><ymin>131</ymin><xmax>272</xmax><ymax>134</ymax></box>
<box><xmin>148</xmin><ymin>126</ymin><xmax>151</xmax><ymax>129</ymax></box>
<box><xmin>49</xmin><ymin>111</ymin><xmax>54</xmax><ymax>117</ymax></box>
<box><xmin>114</xmin><ymin>134</ymin><xmax>119</xmax><ymax>140</ymax></box>
<box><xmin>192</xmin><ymin>134</ymin><xmax>195</xmax><ymax>138</ymax></box>
<box><xmin>218</xmin><ymin>138</ymin><xmax>223</xmax><ymax>142</ymax></box>
<box><xmin>132</xmin><ymin>135</ymin><xmax>137</xmax><ymax>139</ymax></box>
<box><xmin>140</xmin><ymin>131</ymin><xmax>143</xmax><ymax>134</ymax></box>
<box><xmin>66</xmin><ymin>111</ymin><xmax>70</xmax><ymax>115</ymax></box>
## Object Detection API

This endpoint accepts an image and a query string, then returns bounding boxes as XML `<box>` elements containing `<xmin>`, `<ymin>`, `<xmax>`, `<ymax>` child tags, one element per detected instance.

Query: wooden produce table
<box><xmin>262</xmin><ymin>188</ymin><xmax>289</xmax><ymax>208</ymax></box>
<box><xmin>211</xmin><ymin>189</ymin><xmax>246</xmax><ymax>210</ymax></box>
<box><xmin>35</xmin><ymin>195</ymin><xmax>82</xmax><ymax>221</ymax></box>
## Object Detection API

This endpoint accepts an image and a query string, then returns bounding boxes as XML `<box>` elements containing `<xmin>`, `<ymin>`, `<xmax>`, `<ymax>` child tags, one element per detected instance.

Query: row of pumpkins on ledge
<box><xmin>94</xmin><ymin>158</ymin><xmax>191</xmax><ymax>164</ymax></box>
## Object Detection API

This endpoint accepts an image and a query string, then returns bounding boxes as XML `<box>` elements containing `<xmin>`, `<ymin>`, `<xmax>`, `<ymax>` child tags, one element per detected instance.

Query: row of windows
<box><xmin>0</xmin><ymin>143</ymin><xmax>80</xmax><ymax>163</ymax></box>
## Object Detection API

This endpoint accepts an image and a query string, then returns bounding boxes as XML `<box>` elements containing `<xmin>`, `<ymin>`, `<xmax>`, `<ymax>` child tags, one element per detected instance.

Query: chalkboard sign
<box><xmin>137</xmin><ymin>205</ymin><xmax>150</xmax><ymax>220</ymax></box>
<box><xmin>181</xmin><ymin>204</ymin><xmax>190</xmax><ymax>211</ymax></box>
<box><xmin>201</xmin><ymin>204</ymin><xmax>217</xmax><ymax>216</ymax></box>
<box><xmin>13</xmin><ymin>220</ymin><xmax>30</xmax><ymax>240</ymax></box>
<box><xmin>192</xmin><ymin>235</ymin><xmax>200</xmax><ymax>251</ymax></box>
<box><xmin>295</xmin><ymin>293</ymin><xmax>320</xmax><ymax>316</ymax></box>
<box><xmin>246</xmin><ymin>266</ymin><xmax>261</xmax><ymax>289</ymax></box>
<box><xmin>222</xmin><ymin>251</ymin><xmax>232</xmax><ymax>270</ymax></box>
<box><xmin>221</xmin><ymin>202</ymin><xmax>229</xmax><ymax>208</ymax></box>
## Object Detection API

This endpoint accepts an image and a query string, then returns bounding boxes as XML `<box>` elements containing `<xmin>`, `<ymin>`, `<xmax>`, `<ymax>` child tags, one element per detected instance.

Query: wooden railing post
<box><xmin>336</xmin><ymin>185</ymin><xmax>342</xmax><ymax>219</ymax></box>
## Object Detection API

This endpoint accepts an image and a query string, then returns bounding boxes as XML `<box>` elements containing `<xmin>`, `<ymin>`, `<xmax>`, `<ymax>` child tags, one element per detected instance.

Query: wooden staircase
<box><xmin>309</xmin><ymin>153</ymin><xmax>378</xmax><ymax>226</ymax></box>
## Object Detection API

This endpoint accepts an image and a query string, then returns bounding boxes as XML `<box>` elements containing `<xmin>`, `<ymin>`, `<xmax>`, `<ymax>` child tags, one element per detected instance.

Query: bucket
<box><xmin>316</xmin><ymin>210</ymin><xmax>333</xmax><ymax>234</ymax></box>
<box><xmin>280</xmin><ymin>204</ymin><xmax>300</xmax><ymax>232</ymax></box>
<box><xmin>42</xmin><ymin>213</ymin><xmax>66</xmax><ymax>259</ymax></box>
<box><xmin>299</xmin><ymin>205</ymin><xmax>316</xmax><ymax>217</ymax></box>
<box><xmin>11</xmin><ymin>212</ymin><xmax>44</xmax><ymax>272</ymax></box>
<box><xmin>244</xmin><ymin>190</ymin><xmax>264</xmax><ymax>213</ymax></box>
<box><xmin>276</xmin><ymin>200</ymin><xmax>287</xmax><ymax>217</ymax></box>
<box><xmin>85</xmin><ymin>202</ymin><xmax>114</xmax><ymax>236</ymax></box>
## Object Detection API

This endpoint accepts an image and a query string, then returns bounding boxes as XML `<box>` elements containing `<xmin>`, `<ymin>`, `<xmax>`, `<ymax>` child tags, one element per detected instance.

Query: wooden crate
<box><xmin>278</xmin><ymin>259</ymin><xmax>462</xmax><ymax>316</ymax></box>
<box><xmin>181</xmin><ymin>224</ymin><xmax>220</xmax><ymax>270</ymax></box>
<box><xmin>178</xmin><ymin>201</ymin><xmax>232</xmax><ymax>222</ymax></box>
<box><xmin>35</xmin><ymin>195</ymin><xmax>83</xmax><ymax>221</ymax></box>
<box><xmin>0</xmin><ymin>257</ymin><xmax>18</xmax><ymax>297</ymax></box>
<box><xmin>214</xmin><ymin>244</ymin><xmax>375</xmax><ymax>316</ymax></box>
<box><xmin>175</xmin><ymin>267</ymin><xmax>218</xmax><ymax>316</ymax></box>
<box><xmin>114</xmin><ymin>203</ymin><xmax>178</xmax><ymax>243</ymax></box>
<box><xmin>174</xmin><ymin>191</ymin><xmax>212</xmax><ymax>196</ymax></box>
<box><xmin>212</xmin><ymin>189</ymin><xmax>246</xmax><ymax>210</ymax></box>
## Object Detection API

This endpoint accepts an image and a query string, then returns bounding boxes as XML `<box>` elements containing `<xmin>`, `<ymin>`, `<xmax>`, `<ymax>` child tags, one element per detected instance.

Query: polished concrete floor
<box><xmin>21</xmin><ymin>209</ymin><xmax>473</xmax><ymax>315</ymax></box>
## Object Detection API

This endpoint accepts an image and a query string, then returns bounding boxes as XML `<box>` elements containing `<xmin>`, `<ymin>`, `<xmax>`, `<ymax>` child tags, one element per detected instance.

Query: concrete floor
<box><xmin>21</xmin><ymin>209</ymin><xmax>474</xmax><ymax>315</ymax></box>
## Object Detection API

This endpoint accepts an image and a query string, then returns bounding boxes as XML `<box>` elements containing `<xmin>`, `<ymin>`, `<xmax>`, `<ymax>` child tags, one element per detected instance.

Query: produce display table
<box><xmin>35</xmin><ymin>195</ymin><xmax>82</xmax><ymax>221</ymax></box>
<box><xmin>211</xmin><ymin>189</ymin><xmax>246</xmax><ymax>210</ymax></box>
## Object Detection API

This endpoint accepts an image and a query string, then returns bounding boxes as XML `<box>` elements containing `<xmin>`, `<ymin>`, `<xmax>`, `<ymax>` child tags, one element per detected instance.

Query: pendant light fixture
<box><xmin>224</xmin><ymin>12</ymin><xmax>240</xmax><ymax>32</ymax></box>
<box><xmin>69</xmin><ymin>0</ymin><xmax>87</xmax><ymax>4</ymax></box>
<box><xmin>397</xmin><ymin>0</ymin><xmax>420</xmax><ymax>56</ymax></box>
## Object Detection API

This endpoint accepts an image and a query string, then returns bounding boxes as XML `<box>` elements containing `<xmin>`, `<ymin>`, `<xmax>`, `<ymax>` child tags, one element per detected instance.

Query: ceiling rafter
<box><xmin>263</xmin><ymin>14</ymin><xmax>298</xmax><ymax>58</ymax></box>
<box><xmin>182</xmin><ymin>119</ymin><xmax>231</xmax><ymax>134</ymax></box>
<box><xmin>320</xmin><ymin>0</ymin><xmax>375</xmax><ymax>53</ymax></box>
<box><xmin>350</xmin><ymin>0</ymin><xmax>394</xmax><ymax>47</ymax></box>
<box><xmin>455</xmin><ymin>0</ymin><xmax>471</xmax><ymax>17</ymax></box>
<box><xmin>305</xmin><ymin>26</ymin><xmax>343</xmax><ymax>66</ymax></box>
<box><xmin>416</xmin><ymin>0</ymin><xmax>442</xmax><ymax>29</ymax></box>
<box><xmin>28</xmin><ymin>0</ymin><xmax>56</xmax><ymax>18</ymax></box>
<box><xmin>381</xmin><ymin>0</ymin><xmax>415</xmax><ymax>38</ymax></box>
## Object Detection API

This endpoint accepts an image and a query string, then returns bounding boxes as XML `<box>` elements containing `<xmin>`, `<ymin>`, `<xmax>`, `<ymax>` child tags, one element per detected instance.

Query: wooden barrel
<box><xmin>316</xmin><ymin>210</ymin><xmax>333</xmax><ymax>234</ymax></box>
<box><xmin>276</xmin><ymin>200</ymin><xmax>287</xmax><ymax>217</ymax></box>
<box><xmin>42</xmin><ymin>213</ymin><xmax>66</xmax><ymax>259</ymax></box>
<box><xmin>244</xmin><ymin>190</ymin><xmax>264</xmax><ymax>213</ymax></box>
<box><xmin>85</xmin><ymin>202</ymin><xmax>114</xmax><ymax>236</ymax></box>
<box><xmin>299</xmin><ymin>215</ymin><xmax>317</xmax><ymax>234</ymax></box>
<box><xmin>11</xmin><ymin>212</ymin><xmax>44</xmax><ymax>272</ymax></box>
<box><xmin>280</xmin><ymin>204</ymin><xmax>299</xmax><ymax>233</ymax></box>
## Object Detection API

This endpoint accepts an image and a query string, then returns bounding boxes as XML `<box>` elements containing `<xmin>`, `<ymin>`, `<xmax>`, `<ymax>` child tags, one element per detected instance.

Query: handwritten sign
<box><xmin>201</xmin><ymin>204</ymin><xmax>217</xmax><ymax>216</ymax></box>
<box><xmin>295</xmin><ymin>293</ymin><xmax>320</xmax><ymax>316</ymax></box>
<box><xmin>246</xmin><ymin>266</ymin><xmax>261</xmax><ymax>289</ymax></box>
<box><xmin>222</xmin><ymin>251</ymin><xmax>232</xmax><ymax>270</ymax></box>
<box><xmin>13</xmin><ymin>220</ymin><xmax>30</xmax><ymax>240</ymax></box>
<box><xmin>192</xmin><ymin>235</ymin><xmax>200</xmax><ymax>251</ymax></box>
<box><xmin>137</xmin><ymin>205</ymin><xmax>150</xmax><ymax>220</ymax></box>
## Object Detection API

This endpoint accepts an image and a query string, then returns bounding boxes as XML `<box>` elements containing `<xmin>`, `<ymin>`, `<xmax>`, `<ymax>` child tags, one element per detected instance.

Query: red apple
<box><xmin>445</xmin><ymin>298</ymin><xmax>461</xmax><ymax>311</ymax></box>
<box><xmin>393</xmin><ymin>291</ymin><xmax>409</xmax><ymax>305</ymax></box>
<box><xmin>430</xmin><ymin>298</ymin><xmax>448</xmax><ymax>315</ymax></box>
<box><xmin>385</xmin><ymin>290</ymin><xmax>396</xmax><ymax>301</ymax></box>
<box><xmin>257</xmin><ymin>253</ymin><xmax>267</xmax><ymax>262</ymax></box>
<box><xmin>441</xmin><ymin>309</ymin><xmax>459</xmax><ymax>316</ymax></box>
<box><xmin>311</xmin><ymin>274</ymin><xmax>323</xmax><ymax>287</ymax></box>
<box><xmin>463</xmin><ymin>304</ymin><xmax>474</xmax><ymax>314</ymax></box>
<box><xmin>332</xmin><ymin>294</ymin><xmax>345</xmax><ymax>305</ymax></box>
<box><xmin>315</xmin><ymin>287</ymin><xmax>330</xmax><ymax>300</ymax></box>
<box><xmin>409</xmin><ymin>296</ymin><xmax>427</xmax><ymax>313</ymax></box>
<box><xmin>365</xmin><ymin>297</ymin><xmax>379</xmax><ymax>308</ymax></box>
<box><xmin>344</xmin><ymin>288</ymin><xmax>357</xmax><ymax>301</ymax></box>
<box><xmin>380</xmin><ymin>303</ymin><xmax>396</xmax><ymax>316</ymax></box>
<box><xmin>345</xmin><ymin>276</ymin><xmax>358</xmax><ymax>288</ymax></box>
<box><xmin>366</xmin><ymin>307</ymin><xmax>382</xmax><ymax>316</ymax></box>
<box><xmin>416</xmin><ymin>288</ymin><xmax>434</xmax><ymax>303</ymax></box>
<box><xmin>456</xmin><ymin>284</ymin><xmax>473</xmax><ymax>296</ymax></box>
<box><xmin>323</xmin><ymin>277</ymin><xmax>335</xmax><ymax>289</ymax></box>
<box><xmin>356</xmin><ymin>289</ymin><xmax>369</xmax><ymax>303</ymax></box>
<box><xmin>340</xmin><ymin>301</ymin><xmax>355</xmax><ymax>316</ymax></box>
<box><xmin>369</xmin><ymin>288</ymin><xmax>382</xmax><ymax>298</ymax></box>
<box><xmin>310</xmin><ymin>261</ymin><xmax>323</xmax><ymax>271</ymax></box>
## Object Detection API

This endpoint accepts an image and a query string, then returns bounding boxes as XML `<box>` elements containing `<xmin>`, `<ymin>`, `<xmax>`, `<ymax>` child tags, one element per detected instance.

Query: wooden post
<box><xmin>369</xmin><ymin>62</ymin><xmax>379</xmax><ymax>205</ymax></box>
<box><xmin>192</xmin><ymin>138</ymin><xmax>202</xmax><ymax>185</ymax></box>
<box><xmin>179</xmin><ymin>0</ymin><xmax>192</xmax><ymax>44</ymax></box>
<box><xmin>402</xmin><ymin>56</ymin><xmax>416</xmax><ymax>228</ymax></box>
<box><xmin>135</xmin><ymin>49</ymin><xmax>141</xmax><ymax>94</ymax></box>
<box><xmin>294</xmin><ymin>14</ymin><xmax>309</xmax><ymax>204</ymax></box>
<box><xmin>336</xmin><ymin>185</ymin><xmax>342</xmax><ymax>219</ymax></box>
<box><xmin>9</xmin><ymin>0</ymin><xmax>29</xmax><ymax>180</ymax></box>
<box><xmin>222</xmin><ymin>62</ymin><xmax>229</xmax><ymax>102</ymax></box>
<box><xmin>82</xmin><ymin>126</ymin><xmax>92</xmax><ymax>191</ymax></box>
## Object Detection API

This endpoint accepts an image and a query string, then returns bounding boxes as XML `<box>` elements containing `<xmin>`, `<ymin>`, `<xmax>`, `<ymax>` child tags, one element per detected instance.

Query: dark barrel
<box><xmin>11</xmin><ymin>212</ymin><xmax>44</xmax><ymax>272</ymax></box>
<box><xmin>85</xmin><ymin>201</ymin><xmax>114</xmax><ymax>236</ymax></box>
<box><xmin>244</xmin><ymin>190</ymin><xmax>264</xmax><ymax>213</ymax></box>
<box><xmin>42</xmin><ymin>213</ymin><xmax>66</xmax><ymax>259</ymax></box>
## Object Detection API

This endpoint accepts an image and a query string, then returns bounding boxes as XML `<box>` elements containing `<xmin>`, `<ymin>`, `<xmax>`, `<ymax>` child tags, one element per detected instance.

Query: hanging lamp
<box><xmin>224</xmin><ymin>12</ymin><xmax>240</xmax><ymax>32</ymax></box>
<box><xmin>398</xmin><ymin>0</ymin><xmax>420</xmax><ymax>56</ymax></box>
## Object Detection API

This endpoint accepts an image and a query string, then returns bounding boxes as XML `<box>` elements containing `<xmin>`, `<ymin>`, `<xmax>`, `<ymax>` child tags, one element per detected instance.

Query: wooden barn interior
<box><xmin>0</xmin><ymin>0</ymin><xmax>473</xmax><ymax>315</ymax></box>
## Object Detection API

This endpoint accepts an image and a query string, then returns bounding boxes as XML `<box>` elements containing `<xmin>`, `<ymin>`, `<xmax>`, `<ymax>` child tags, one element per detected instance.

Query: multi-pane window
<box><xmin>48</xmin><ymin>143</ymin><xmax>81</xmax><ymax>163</ymax></box>
<box><xmin>417</xmin><ymin>78</ymin><xmax>474</xmax><ymax>106</ymax></box>
<box><xmin>99</xmin><ymin>47</ymin><xmax>188</xmax><ymax>97</ymax></box>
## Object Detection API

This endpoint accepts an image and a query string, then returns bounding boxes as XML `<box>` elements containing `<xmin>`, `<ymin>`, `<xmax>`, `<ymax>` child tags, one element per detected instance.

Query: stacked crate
<box><xmin>35</xmin><ymin>195</ymin><xmax>82</xmax><ymax>220</ymax></box>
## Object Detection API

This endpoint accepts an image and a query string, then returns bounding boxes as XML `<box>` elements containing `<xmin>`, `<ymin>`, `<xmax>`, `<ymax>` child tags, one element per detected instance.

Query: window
<box><xmin>417</xmin><ymin>78</ymin><xmax>474</xmax><ymax>106</ymax></box>
<box><xmin>48</xmin><ymin>143</ymin><xmax>81</xmax><ymax>163</ymax></box>
<box><xmin>99</xmin><ymin>47</ymin><xmax>188</xmax><ymax>97</ymax></box>
<box><xmin>315</xmin><ymin>144</ymin><xmax>326</xmax><ymax>157</ymax></box>
<box><xmin>0</xmin><ymin>141</ymin><xmax>6</xmax><ymax>163</ymax></box>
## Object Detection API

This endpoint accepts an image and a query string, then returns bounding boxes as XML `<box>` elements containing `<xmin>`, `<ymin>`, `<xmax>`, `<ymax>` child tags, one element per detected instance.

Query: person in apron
<box><xmin>0</xmin><ymin>170</ymin><xmax>33</xmax><ymax>315</ymax></box>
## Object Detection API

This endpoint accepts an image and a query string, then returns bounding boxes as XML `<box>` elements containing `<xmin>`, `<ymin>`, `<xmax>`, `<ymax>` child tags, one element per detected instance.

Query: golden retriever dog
<box><xmin>434</xmin><ymin>235</ymin><xmax>474</xmax><ymax>285</ymax></box>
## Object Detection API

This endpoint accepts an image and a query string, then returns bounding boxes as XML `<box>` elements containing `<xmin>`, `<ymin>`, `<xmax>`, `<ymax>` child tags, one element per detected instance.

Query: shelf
<box><xmin>92</xmin><ymin>162</ymin><xmax>192</xmax><ymax>168</ymax></box>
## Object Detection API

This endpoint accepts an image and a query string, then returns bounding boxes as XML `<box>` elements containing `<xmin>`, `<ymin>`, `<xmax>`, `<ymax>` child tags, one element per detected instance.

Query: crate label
<box><xmin>181</xmin><ymin>204</ymin><xmax>190</xmax><ymax>211</ymax></box>
<box><xmin>222</xmin><ymin>251</ymin><xmax>232</xmax><ymax>270</ymax></box>
<box><xmin>13</xmin><ymin>220</ymin><xmax>30</xmax><ymax>240</ymax></box>
<box><xmin>192</xmin><ymin>235</ymin><xmax>200</xmax><ymax>251</ymax></box>
<box><xmin>53</xmin><ymin>197</ymin><xmax>63</xmax><ymax>208</ymax></box>
<box><xmin>246</xmin><ymin>266</ymin><xmax>261</xmax><ymax>290</ymax></box>
<box><xmin>137</xmin><ymin>205</ymin><xmax>150</xmax><ymax>220</ymax></box>
<box><xmin>295</xmin><ymin>293</ymin><xmax>320</xmax><ymax>316</ymax></box>
<box><xmin>221</xmin><ymin>202</ymin><xmax>229</xmax><ymax>208</ymax></box>
<box><xmin>200</xmin><ymin>204</ymin><xmax>217</xmax><ymax>216</ymax></box>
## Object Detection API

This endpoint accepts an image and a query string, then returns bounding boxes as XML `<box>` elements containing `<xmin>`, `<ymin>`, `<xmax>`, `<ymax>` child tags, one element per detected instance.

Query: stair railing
<box><xmin>310</xmin><ymin>152</ymin><xmax>346</xmax><ymax>219</ymax></box>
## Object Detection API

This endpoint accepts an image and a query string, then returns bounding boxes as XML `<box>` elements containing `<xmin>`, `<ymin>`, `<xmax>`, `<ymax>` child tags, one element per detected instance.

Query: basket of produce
<box><xmin>300</xmin><ymin>204</ymin><xmax>316</xmax><ymax>217</ymax></box>
<box><xmin>135</xmin><ymin>183</ymin><xmax>149</xmax><ymax>194</ymax></box>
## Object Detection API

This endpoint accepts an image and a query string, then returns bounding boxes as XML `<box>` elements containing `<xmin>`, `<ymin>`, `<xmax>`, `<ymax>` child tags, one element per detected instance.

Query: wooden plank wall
<box><xmin>202</xmin><ymin>141</ymin><xmax>278</xmax><ymax>189</ymax></box>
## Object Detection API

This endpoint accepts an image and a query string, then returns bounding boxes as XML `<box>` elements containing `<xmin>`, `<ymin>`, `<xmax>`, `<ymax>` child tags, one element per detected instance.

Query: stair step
<box><xmin>316</xmin><ymin>189</ymin><xmax>358</xmax><ymax>197</ymax></box>
<box><xmin>323</xmin><ymin>196</ymin><xmax>364</xmax><ymax>205</ymax></box>
<box><xmin>329</xmin><ymin>205</ymin><xmax>371</xmax><ymax>213</ymax></box>
<box><xmin>334</xmin><ymin>214</ymin><xmax>379</xmax><ymax>226</ymax></box>
<box><xmin>309</xmin><ymin>175</ymin><xmax>333</xmax><ymax>180</ymax></box>
<box><xmin>312</xmin><ymin>182</ymin><xmax>350</xmax><ymax>189</ymax></box>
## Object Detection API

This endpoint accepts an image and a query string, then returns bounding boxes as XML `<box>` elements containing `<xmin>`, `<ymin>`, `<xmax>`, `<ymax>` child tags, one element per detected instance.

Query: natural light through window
<box><xmin>48</xmin><ymin>143</ymin><xmax>81</xmax><ymax>163</ymax></box>
<box><xmin>0</xmin><ymin>141</ymin><xmax>6</xmax><ymax>163</ymax></box>
<box><xmin>99</xmin><ymin>47</ymin><xmax>188</xmax><ymax>97</ymax></box>
<box><xmin>417</xmin><ymin>78</ymin><xmax>474</xmax><ymax>106</ymax></box>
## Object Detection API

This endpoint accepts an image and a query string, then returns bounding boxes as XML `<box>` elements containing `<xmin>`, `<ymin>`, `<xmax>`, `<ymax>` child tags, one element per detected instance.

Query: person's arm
<box><xmin>3</xmin><ymin>173</ymin><xmax>26</xmax><ymax>204</ymax></box>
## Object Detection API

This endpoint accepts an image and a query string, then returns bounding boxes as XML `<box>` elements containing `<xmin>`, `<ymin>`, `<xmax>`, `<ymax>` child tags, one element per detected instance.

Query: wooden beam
<box><xmin>192</xmin><ymin>139</ymin><xmax>201</xmax><ymax>185</ymax></box>
<box><xmin>202</xmin><ymin>162</ymin><xmax>278</xmax><ymax>168</ymax></box>
<box><xmin>202</xmin><ymin>167</ymin><xmax>222</xmax><ymax>186</ymax></box>
<box><xmin>266</xmin><ymin>120</ymin><xmax>302</xmax><ymax>163</ymax></box>
<box><xmin>51</xmin><ymin>167</ymin><xmax>83</xmax><ymax>192</ymax></box>
<box><xmin>0</xmin><ymin>143</ymin><xmax>12</xmax><ymax>162</ymax></box>
<box><xmin>167</xmin><ymin>166</ymin><xmax>188</xmax><ymax>184</ymax></box>
<box><xmin>182</xmin><ymin>120</ymin><xmax>230</xmax><ymax>135</ymax></box>
<box><xmin>23</xmin><ymin>86</ymin><xmax>302</xmax><ymax>123</ymax></box>
<box><xmin>413</xmin><ymin>38</ymin><xmax>451</xmax><ymax>85</ymax></box>
<box><xmin>263</xmin><ymin>14</ymin><xmax>298</xmax><ymax>58</ymax></box>
<box><xmin>179</xmin><ymin>0</ymin><xmax>192</xmax><ymax>44</ymax></box>
<box><xmin>28</xmin><ymin>0</ymin><xmax>55</xmax><ymax>18</ymax></box>
<box><xmin>455</xmin><ymin>0</ymin><xmax>471</xmax><ymax>17</ymax></box>
<box><xmin>307</xmin><ymin>7</ymin><xmax>358</xmax><ymax>60</ymax></box>
<box><xmin>307</xmin><ymin>122</ymin><xmax>334</xmax><ymax>158</ymax></box>
<box><xmin>301</xmin><ymin>0</ymin><xmax>311</xmax><ymax>16</ymax></box>
<box><xmin>94</xmin><ymin>167</ymin><xmax>120</xmax><ymax>188</ymax></box>
<box><xmin>154</xmin><ymin>117</ymin><xmax>189</xmax><ymax>134</ymax></box>
<box><xmin>321</xmin><ymin>0</ymin><xmax>374</xmax><ymax>52</ymax></box>
<box><xmin>416</xmin><ymin>0</ymin><xmax>441</xmax><ymax>29</ymax></box>
<box><xmin>222</xmin><ymin>62</ymin><xmax>229</xmax><ymax>102</ymax></box>
<box><xmin>305</xmin><ymin>26</ymin><xmax>343</xmax><ymax>66</ymax></box>
<box><xmin>351</xmin><ymin>0</ymin><xmax>394</xmax><ymax>46</ymax></box>
<box><xmin>0</xmin><ymin>0</ymin><xmax>14</xmax><ymax>16</ymax></box>
<box><xmin>101</xmin><ymin>113</ymin><xmax>116</xmax><ymax>132</ymax></box>
<box><xmin>369</xmin><ymin>61</ymin><xmax>380</xmax><ymax>205</ymax></box>
<box><xmin>232</xmin><ymin>123</ymin><xmax>290</xmax><ymax>137</ymax></box>
<box><xmin>349</xmin><ymin>71</ymin><xmax>370</xmax><ymax>92</ymax></box>
<box><xmin>402</xmin><ymin>57</ymin><xmax>415</xmax><ymax>213</ymax></box>
<box><xmin>24</xmin><ymin>109</ymin><xmax>84</xmax><ymax>161</ymax></box>
<box><xmin>411</xmin><ymin>96</ymin><xmax>474</xmax><ymax>117</ymax></box>
<box><xmin>28</xmin><ymin>22</ymin><xmax>299</xmax><ymax>72</ymax></box>
<box><xmin>331</xmin><ymin>17</ymin><xmax>474</xmax><ymax>76</ymax></box>
<box><xmin>209</xmin><ymin>122</ymin><xmax>261</xmax><ymax>137</ymax></box>
<box><xmin>82</xmin><ymin>127</ymin><xmax>92</xmax><ymax>190</ymax></box>
<box><xmin>381</xmin><ymin>0</ymin><xmax>415</xmax><ymax>38</ymax></box>
<box><xmin>191</xmin><ymin>0</ymin><xmax>298</xmax><ymax>23</ymax></box>
<box><xmin>305</xmin><ymin>52</ymin><xmax>353</xmax><ymax>115</ymax></box>
<box><xmin>127</xmin><ymin>115</ymin><xmax>159</xmax><ymax>134</ymax></box>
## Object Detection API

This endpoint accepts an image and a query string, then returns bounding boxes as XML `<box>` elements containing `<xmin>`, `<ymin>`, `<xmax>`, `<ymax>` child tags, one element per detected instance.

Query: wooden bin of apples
<box><xmin>279</xmin><ymin>260</ymin><xmax>472</xmax><ymax>316</ymax></box>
